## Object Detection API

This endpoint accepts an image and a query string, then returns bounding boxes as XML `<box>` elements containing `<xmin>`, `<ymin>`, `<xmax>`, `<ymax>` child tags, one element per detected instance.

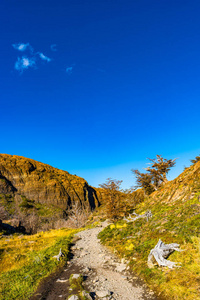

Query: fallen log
<box><xmin>123</xmin><ymin>210</ymin><xmax>152</xmax><ymax>222</ymax></box>
<box><xmin>148</xmin><ymin>239</ymin><xmax>182</xmax><ymax>269</ymax></box>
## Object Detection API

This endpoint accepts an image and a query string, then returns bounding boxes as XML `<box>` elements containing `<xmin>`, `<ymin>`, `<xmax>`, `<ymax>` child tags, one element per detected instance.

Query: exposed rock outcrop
<box><xmin>0</xmin><ymin>154</ymin><xmax>100</xmax><ymax>210</ymax></box>
<box><xmin>0</xmin><ymin>154</ymin><xmax>101</xmax><ymax>231</ymax></box>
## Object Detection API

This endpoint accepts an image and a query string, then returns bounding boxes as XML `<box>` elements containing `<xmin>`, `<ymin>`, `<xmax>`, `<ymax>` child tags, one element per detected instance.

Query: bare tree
<box><xmin>27</xmin><ymin>212</ymin><xmax>39</xmax><ymax>234</ymax></box>
<box><xmin>99</xmin><ymin>178</ymin><xmax>124</xmax><ymax>220</ymax></box>
<box><xmin>65</xmin><ymin>202</ymin><xmax>91</xmax><ymax>228</ymax></box>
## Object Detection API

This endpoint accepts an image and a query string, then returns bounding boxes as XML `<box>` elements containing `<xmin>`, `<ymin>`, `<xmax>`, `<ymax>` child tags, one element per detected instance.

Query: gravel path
<box><xmin>30</xmin><ymin>222</ymin><xmax>159</xmax><ymax>300</ymax></box>
<box><xmin>72</xmin><ymin>222</ymin><xmax>158</xmax><ymax>300</ymax></box>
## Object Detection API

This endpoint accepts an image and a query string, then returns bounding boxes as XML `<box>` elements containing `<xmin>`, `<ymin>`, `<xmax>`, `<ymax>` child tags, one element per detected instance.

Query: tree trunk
<box><xmin>148</xmin><ymin>239</ymin><xmax>182</xmax><ymax>269</ymax></box>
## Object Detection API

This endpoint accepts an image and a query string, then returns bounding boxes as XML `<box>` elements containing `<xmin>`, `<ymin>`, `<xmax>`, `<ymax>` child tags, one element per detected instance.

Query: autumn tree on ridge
<box><xmin>132</xmin><ymin>155</ymin><xmax>176</xmax><ymax>195</ymax></box>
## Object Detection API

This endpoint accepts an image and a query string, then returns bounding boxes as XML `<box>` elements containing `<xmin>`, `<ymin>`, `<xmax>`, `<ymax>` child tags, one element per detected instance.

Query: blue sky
<box><xmin>1</xmin><ymin>0</ymin><xmax>200</xmax><ymax>188</ymax></box>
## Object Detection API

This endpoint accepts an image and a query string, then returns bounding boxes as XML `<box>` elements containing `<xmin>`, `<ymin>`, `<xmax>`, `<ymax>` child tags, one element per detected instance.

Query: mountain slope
<box><xmin>0</xmin><ymin>154</ymin><xmax>100</xmax><ymax>231</ymax></box>
<box><xmin>150</xmin><ymin>160</ymin><xmax>200</xmax><ymax>205</ymax></box>
<box><xmin>98</xmin><ymin>161</ymin><xmax>200</xmax><ymax>300</ymax></box>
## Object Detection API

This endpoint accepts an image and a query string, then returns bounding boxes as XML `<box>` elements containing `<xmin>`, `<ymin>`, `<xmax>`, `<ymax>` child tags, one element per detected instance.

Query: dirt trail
<box><xmin>31</xmin><ymin>222</ymin><xmax>158</xmax><ymax>300</ymax></box>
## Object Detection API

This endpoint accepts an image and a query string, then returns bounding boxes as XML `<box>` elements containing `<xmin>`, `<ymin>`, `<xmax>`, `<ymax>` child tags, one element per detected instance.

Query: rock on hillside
<box><xmin>0</xmin><ymin>154</ymin><xmax>100</xmax><ymax>224</ymax></box>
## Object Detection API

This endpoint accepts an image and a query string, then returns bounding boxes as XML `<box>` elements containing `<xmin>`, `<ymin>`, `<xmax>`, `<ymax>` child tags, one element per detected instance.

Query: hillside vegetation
<box><xmin>99</xmin><ymin>161</ymin><xmax>200</xmax><ymax>300</ymax></box>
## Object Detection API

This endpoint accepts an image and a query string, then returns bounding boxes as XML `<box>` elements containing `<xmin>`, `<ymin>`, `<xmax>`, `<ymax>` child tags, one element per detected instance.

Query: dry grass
<box><xmin>0</xmin><ymin>228</ymin><xmax>78</xmax><ymax>299</ymax></box>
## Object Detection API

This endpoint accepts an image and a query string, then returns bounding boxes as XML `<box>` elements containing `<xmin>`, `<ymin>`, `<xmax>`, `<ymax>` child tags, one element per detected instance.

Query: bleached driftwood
<box><xmin>123</xmin><ymin>210</ymin><xmax>152</xmax><ymax>222</ymax></box>
<box><xmin>53</xmin><ymin>248</ymin><xmax>64</xmax><ymax>261</ymax></box>
<box><xmin>148</xmin><ymin>239</ymin><xmax>182</xmax><ymax>269</ymax></box>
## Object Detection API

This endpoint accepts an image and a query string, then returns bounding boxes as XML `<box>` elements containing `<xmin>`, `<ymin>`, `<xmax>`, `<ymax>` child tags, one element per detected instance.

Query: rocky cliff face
<box><xmin>0</xmin><ymin>154</ymin><xmax>100</xmax><ymax>224</ymax></box>
<box><xmin>149</xmin><ymin>160</ymin><xmax>200</xmax><ymax>205</ymax></box>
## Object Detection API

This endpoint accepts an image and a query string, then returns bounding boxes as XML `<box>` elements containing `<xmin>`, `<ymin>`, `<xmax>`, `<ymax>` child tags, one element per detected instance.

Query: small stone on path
<box><xmin>56</xmin><ymin>279</ymin><xmax>68</xmax><ymax>283</ymax></box>
<box><xmin>68</xmin><ymin>296</ymin><xmax>79</xmax><ymax>300</ymax></box>
<box><xmin>115</xmin><ymin>264</ymin><xmax>126</xmax><ymax>272</ymax></box>
<box><xmin>72</xmin><ymin>274</ymin><xmax>81</xmax><ymax>279</ymax></box>
<box><xmin>96</xmin><ymin>290</ymin><xmax>111</xmax><ymax>298</ymax></box>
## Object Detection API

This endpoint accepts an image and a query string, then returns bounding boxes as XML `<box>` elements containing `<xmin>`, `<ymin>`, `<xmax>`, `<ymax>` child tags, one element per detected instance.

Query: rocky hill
<box><xmin>98</xmin><ymin>161</ymin><xmax>200</xmax><ymax>300</ymax></box>
<box><xmin>0</xmin><ymin>154</ymin><xmax>100</xmax><ymax>232</ymax></box>
<box><xmin>148</xmin><ymin>160</ymin><xmax>200</xmax><ymax>205</ymax></box>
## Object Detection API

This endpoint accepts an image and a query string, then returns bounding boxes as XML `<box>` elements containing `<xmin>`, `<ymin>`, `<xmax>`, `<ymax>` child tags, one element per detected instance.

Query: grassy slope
<box><xmin>99</xmin><ymin>163</ymin><xmax>200</xmax><ymax>300</ymax></box>
<box><xmin>0</xmin><ymin>228</ymin><xmax>78</xmax><ymax>300</ymax></box>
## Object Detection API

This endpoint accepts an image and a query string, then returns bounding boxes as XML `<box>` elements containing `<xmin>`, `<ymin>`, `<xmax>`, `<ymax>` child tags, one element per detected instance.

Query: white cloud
<box><xmin>13</xmin><ymin>42</ymin><xmax>52</xmax><ymax>73</ymax></box>
<box><xmin>66</xmin><ymin>66</ymin><xmax>73</xmax><ymax>74</ymax></box>
<box><xmin>12</xmin><ymin>43</ymin><xmax>31</xmax><ymax>52</ymax></box>
<box><xmin>38</xmin><ymin>52</ymin><xmax>51</xmax><ymax>62</ymax></box>
<box><xmin>50</xmin><ymin>44</ymin><xmax>57</xmax><ymax>51</ymax></box>
<box><xmin>15</xmin><ymin>56</ymin><xmax>36</xmax><ymax>73</ymax></box>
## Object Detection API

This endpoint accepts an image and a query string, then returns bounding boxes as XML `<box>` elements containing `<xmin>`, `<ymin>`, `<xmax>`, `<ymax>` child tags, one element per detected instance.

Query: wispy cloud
<box><xmin>13</xmin><ymin>42</ymin><xmax>51</xmax><ymax>73</ymax></box>
<box><xmin>12</xmin><ymin>43</ymin><xmax>32</xmax><ymax>52</ymax></box>
<box><xmin>66</xmin><ymin>66</ymin><xmax>73</xmax><ymax>74</ymax></box>
<box><xmin>38</xmin><ymin>52</ymin><xmax>51</xmax><ymax>62</ymax></box>
<box><xmin>15</xmin><ymin>56</ymin><xmax>36</xmax><ymax>73</ymax></box>
<box><xmin>50</xmin><ymin>44</ymin><xmax>57</xmax><ymax>51</ymax></box>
